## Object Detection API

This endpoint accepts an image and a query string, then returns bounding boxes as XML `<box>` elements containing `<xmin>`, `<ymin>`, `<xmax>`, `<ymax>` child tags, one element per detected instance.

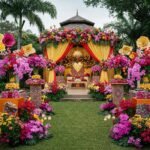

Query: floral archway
<box><xmin>39</xmin><ymin>28</ymin><xmax>118</xmax><ymax>83</ymax></box>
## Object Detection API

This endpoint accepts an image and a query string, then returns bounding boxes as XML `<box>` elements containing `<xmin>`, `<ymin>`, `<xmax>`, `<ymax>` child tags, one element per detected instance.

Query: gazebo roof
<box><xmin>60</xmin><ymin>11</ymin><xmax>95</xmax><ymax>29</ymax></box>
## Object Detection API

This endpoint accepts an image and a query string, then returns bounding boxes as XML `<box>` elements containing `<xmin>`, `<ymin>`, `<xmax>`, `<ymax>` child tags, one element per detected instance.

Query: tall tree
<box><xmin>104</xmin><ymin>15</ymin><xmax>143</xmax><ymax>48</ymax></box>
<box><xmin>84</xmin><ymin>0</ymin><xmax>150</xmax><ymax>37</ymax></box>
<box><xmin>0</xmin><ymin>0</ymin><xmax>57</xmax><ymax>49</ymax></box>
<box><xmin>0</xmin><ymin>20</ymin><xmax>17</xmax><ymax>33</ymax></box>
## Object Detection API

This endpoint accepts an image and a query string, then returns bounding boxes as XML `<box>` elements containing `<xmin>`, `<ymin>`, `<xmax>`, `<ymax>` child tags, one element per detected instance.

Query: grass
<box><xmin>1</xmin><ymin>101</ymin><xmax>148</xmax><ymax>150</ymax></box>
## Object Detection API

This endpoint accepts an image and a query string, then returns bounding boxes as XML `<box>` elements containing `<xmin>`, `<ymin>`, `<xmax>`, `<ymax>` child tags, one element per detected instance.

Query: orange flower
<box><xmin>129</xmin><ymin>52</ymin><xmax>137</xmax><ymax>59</ymax></box>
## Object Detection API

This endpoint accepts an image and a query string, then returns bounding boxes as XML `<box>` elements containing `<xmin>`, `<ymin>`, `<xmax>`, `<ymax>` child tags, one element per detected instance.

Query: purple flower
<box><xmin>55</xmin><ymin>65</ymin><xmax>65</xmax><ymax>74</ymax></box>
<box><xmin>13</xmin><ymin>57</ymin><xmax>32</xmax><ymax>79</ymax></box>
<box><xmin>91</xmin><ymin>65</ymin><xmax>101</xmax><ymax>73</ymax></box>
<box><xmin>104</xmin><ymin>85</ymin><xmax>112</xmax><ymax>94</ymax></box>
<box><xmin>2</xmin><ymin>33</ymin><xmax>16</xmax><ymax>47</ymax></box>
<box><xmin>33</xmin><ymin>108</ymin><xmax>42</xmax><ymax>116</ymax></box>
<box><xmin>128</xmin><ymin>136</ymin><xmax>142</xmax><ymax>148</ymax></box>
<box><xmin>127</xmin><ymin>63</ymin><xmax>145</xmax><ymax>87</ymax></box>
<box><xmin>40</xmin><ymin>102</ymin><xmax>53</xmax><ymax>113</ymax></box>
<box><xmin>100</xmin><ymin>102</ymin><xmax>116</xmax><ymax>111</ymax></box>
<box><xmin>28</xmin><ymin>55</ymin><xmax>47</xmax><ymax>69</ymax></box>
<box><xmin>119</xmin><ymin>114</ymin><xmax>129</xmax><ymax>122</ymax></box>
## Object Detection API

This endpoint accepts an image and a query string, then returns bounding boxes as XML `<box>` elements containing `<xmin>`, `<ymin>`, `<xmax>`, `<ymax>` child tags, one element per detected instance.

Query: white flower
<box><xmin>48</xmin><ymin>116</ymin><xmax>52</xmax><ymax>120</ymax></box>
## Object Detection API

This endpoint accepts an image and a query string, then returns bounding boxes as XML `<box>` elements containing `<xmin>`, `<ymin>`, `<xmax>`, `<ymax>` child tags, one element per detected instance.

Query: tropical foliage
<box><xmin>84</xmin><ymin>0</ymin><xmax>150</xmax><ymax>48</ymax></box>
<box><xmin>0</xmin><ymin>0</ymin><xmax>57</xmax><ymax>48</ymax></box>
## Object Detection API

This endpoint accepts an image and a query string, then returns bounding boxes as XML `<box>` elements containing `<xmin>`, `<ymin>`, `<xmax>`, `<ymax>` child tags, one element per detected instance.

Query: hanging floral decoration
<box><xmin>39</xmin><ymin>28</ymin><xmax>119</xmax><ymax>47</ymax></box>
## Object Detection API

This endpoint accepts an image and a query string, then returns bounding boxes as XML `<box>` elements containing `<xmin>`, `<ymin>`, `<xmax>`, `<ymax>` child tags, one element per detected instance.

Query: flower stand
<box><xmin>56</xmin><ymin>75</ymin><xmax>65</xmax><ymax>83</ymax></box>
<box><xmin>111</xmin><ymin>83</ymin><xmax>128</xmax><ymax>106</ymax></box>
<box><xmin>26</xmin><ymin>78</ymin><xmax>45</xmax><ymax>107</ymax></box>
<box><xmin>29</xmin><ymin>84</ymin><xmax>42</xmax><ymax>107</ymax></box>
<box><xmin>132</xmin><ymin>98</ymin><xmax>150</xmax><ymax>117</ymax></box>
<box><xmin>92</xmin><ymin>76</ymin><xmax>99</xmax><ymax>83</ymax></box>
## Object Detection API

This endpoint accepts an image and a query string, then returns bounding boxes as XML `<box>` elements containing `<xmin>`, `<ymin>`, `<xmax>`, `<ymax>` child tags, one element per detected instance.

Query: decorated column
<box><xmin>26</xmin><ymin>75</ymin><xmax>45</xmax><ymax>107</ymax></box>
<box><xmin>111</xmin><ymin>82</ymin><xmax>128</xmax><ymax>105</ymax></box>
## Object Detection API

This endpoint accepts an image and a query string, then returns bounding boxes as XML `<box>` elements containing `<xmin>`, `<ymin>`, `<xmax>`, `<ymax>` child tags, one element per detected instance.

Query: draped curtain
<box><xmin>45</xmin><ymin>43</ymin><xmax>73</xmax><ymax>83</ymax></box>
<box><xmin>82</xmin><ymin>41</ymin><xmax>114</xmax><ymax>83</ymax></box>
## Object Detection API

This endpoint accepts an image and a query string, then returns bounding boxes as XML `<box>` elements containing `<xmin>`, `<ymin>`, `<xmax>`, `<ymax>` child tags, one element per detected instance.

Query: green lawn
<box><xmin>0</xmin><ymin>101</ymin><xmax>140</xmax><ymax>150</ymax></box>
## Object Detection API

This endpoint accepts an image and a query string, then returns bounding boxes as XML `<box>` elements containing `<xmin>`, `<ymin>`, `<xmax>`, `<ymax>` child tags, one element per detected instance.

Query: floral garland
<box><xmin>39</xmin><ymin>28</ymin><xmax>119</xmax><ymax>47</ymax></box>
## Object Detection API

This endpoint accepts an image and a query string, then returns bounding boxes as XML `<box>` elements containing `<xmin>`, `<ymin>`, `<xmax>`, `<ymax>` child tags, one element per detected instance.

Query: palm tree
<box><xmin>104</xmin><ymin>15</ymin><xmax>143</xmax><ymax>49</ymax></box>
<box><xmin>0</xmin><ymin>0</ymin><xmax>57</xmax><ymax>49</ymax></box>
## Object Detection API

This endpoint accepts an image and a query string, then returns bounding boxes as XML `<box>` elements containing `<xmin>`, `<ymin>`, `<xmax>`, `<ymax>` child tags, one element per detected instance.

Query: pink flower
<box><xmin>2</xmin><ymin>33</ymin><xmax>16</xmax><ymax>47</ymax></box>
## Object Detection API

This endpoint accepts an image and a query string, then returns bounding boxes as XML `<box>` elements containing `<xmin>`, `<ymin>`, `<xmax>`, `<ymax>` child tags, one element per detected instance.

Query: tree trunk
<box><xmin>17</xmin><ymin>15</ymin><xmax>22</xmax><ymax>49</ymax></box>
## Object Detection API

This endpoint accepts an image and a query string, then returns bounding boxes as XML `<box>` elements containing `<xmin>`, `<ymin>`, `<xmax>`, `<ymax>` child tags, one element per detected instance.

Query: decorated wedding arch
<box><xmin>39</xmin><ymin>13</ymin><xmax>119</xmax><ymax>83</ymax></box>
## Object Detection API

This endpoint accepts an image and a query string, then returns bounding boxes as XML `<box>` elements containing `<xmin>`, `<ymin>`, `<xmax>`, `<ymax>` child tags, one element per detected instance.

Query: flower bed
<box><xmin>0</xmin><ymin>100</ymin><xmax>53</xmax><ymax>146</ymax></box>
<box><xmin>43</xmin><ymin>82</ymin><xmax>67</xmax><ymax>101</ymax></box>
<box><xmin>88</xmin><ymin>83</ymin><xmax>112</xmax><ymax>101</ymax></box>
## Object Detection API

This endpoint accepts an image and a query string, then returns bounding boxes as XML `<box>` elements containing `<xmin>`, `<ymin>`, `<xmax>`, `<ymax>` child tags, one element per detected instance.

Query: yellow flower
<box><xmin>0</xmin><ymin>42</ymin><xmax>5</xmax><ymax>52</ymax></box>
<box><xmin>136</xmin><ymin>36</ymin><xmax>150</xmax><ymax>49</ymax></box>
<box><xmin>139</xmin><ymin>83</ymin><xmax>150</xmax><ymax>90</ymax></box>
<box><xmin>114</xmin><ymin>74</ymin><xmax>123</xmax><ymax>79</ymax></box>
<box><xmin>106</xmin><ymin>94</ymin><xmax>112</xmax><ymax>99</ymax></box>
<box><xmin>0</xmin><ymin>34</ymin><xmax>4</xmax><ymax>42</ymax></box>
<box><xmin>119</xmin><ymin>45</ymin><xmax>132</xmax><ymax>55</ymax></box>
<box><xmin>32</xmin><ymin>74</ymin><xmax>41</xmax><ymax>79</ymax></box>
<box><xmin>5</xmin><ymin>82</ymin><xmax>19</xmax><ymax>90</ymax></box>
<box><xmin>22</xmin><ymin>44</ymin><xmax>35</xmax><ymax>56</ymax></box>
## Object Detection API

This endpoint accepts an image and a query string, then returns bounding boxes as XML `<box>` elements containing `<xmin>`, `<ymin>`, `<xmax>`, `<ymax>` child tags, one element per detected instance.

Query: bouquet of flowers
<box><xmin>108</xmin><ymin>55</ymin><xmax>130</xmax><ymax>70</ymax></box>
<box><xmin>91</xmin><ymin>65</ymin><xmax>101</xmax><ymax>75</ymax></box>
<box><xmin>28</xmin><ymin>54</ymin><xmax>47</xmax><ymax>73</ymax></box>
<box><xmin>88</xmin><ymin>83</ymin><xmax>106</xmax><ymax>101</ymax></box>
<box><xmin>54</xmin><ymin>65</ymin><xmax>65</xmax><ymax>75</ymax></box>
<box><xmin>43</xmin><ymin>82</ymin><xmax>67</xmax><ymax>101</ymax></box>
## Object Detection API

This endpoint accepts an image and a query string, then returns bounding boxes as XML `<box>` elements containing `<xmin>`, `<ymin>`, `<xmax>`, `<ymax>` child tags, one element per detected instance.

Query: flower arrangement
<box><xmin>39</xmin><ymin>28</ymin><xmax>118</xmax><ymax>47</ymax></box>
<box><xmin>13</xmin><ymin>57</ymin><xmax>32</xmax><ymax>79</ymax></box>
<box><xmin>110</xmin><ymin>114</ymin><xmax>131</xmax><ymax>141</ymax></box>
<box><xmin>107</xmin><ymin>111</ymin><xmax>150</xmax><ymax>148</ymax></box>
<box><xmin>40</xmin><ymin>102</ymin><xmax>53</xmax><ymax>115</ymax></box>
<box><xmin>88</xmin><ymin>83</ymin><xmax>106</xmax><ymax>101</ymax></box>
<box><xmin>5</xmin><ymin>83</ymin><xmax>19</xmax><ymax>90</ymax></box>
<box><xmin>54</xmin><ymin>65</ymin><xmax>65</xmax><ymax>75</ymax></box>
<box><xmin>1</xmin><ymin>90</ymin><xmax>20</xmax><ymax>98</ymax></box>
<box><xmin>0</xmin><ymin>100</ymin><xmax>52</xmax><ymax>146</ymax></box>
<box><xmin>108</xmin><ymin>54</ymin><xmax>130</xmax><ymax>70</ymax></box>
<box><xmin>91</xmin><ymin>65</ymin><xmax>101</xmax><ymax>75</ymax></box>
<box><xmin>28</xmin><ymin>54</ymin><xmax>47</xmax><ymax>74</ymax></box>
<box><xmin>32</xmin><ymin>74</ymin><xmax>41</xmax><ymax>79</ymax></box>
<box><xmin>26</xmin><ymin>78</ymin><xmax>45</xmax><ymax>85</ymax></box>
<box><xmin>0</xmin><ymin>113</ymin><xmax>21</xmax><ymax>146</ymax></box>
<box><xmin>127</xmin><ymin>36</ymin><xmax>150</xmax><ymax>87</ymax></box>
<box><xmin>43</xmin><ymin>82</ymin><xmax>67</xmax><ymax>101</ymax></box>
<box><xmin>18</xmin><ymin>100</ymin><xmax>35</xmax><ymax>122</ymax></box>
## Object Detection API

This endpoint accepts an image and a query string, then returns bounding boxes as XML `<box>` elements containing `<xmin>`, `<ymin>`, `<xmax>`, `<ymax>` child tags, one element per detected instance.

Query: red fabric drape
<box><xmin>56</xmin><ymin>43</ymin><xmax>74</xmax><ymax>63</ymax></box>
<box><xmin>82</xmin><ymin>43</ymin><xmax>100</xmax><ymax>62</ymax></box>
<box><xmin>108</xmin><ymin>46</ymin><xmax>114</xmax><ymax>58</ymax></box>
<box><xmin>82</xmin><ymin>43</ymin><xmax>114</xmax><ymax>61</ymax></box>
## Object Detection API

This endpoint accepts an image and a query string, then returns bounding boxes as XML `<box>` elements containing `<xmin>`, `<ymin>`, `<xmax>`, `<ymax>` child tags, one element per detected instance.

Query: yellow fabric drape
<box><xmin>88</xmin><ymin>41</ymin><xmax>113</xmax><ymax>82</ymax></box>
<box><xmin>45</xmin><ymin>43</ymin><xmax>69</xmax><ymax>83</ymax></box>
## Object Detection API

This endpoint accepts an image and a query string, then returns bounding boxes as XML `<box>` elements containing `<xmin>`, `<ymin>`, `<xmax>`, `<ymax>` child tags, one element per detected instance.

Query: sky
<box><xmin>12</xmin><ymin>0</ymin><xmax>115</xmax><ymax>35</ymax></box>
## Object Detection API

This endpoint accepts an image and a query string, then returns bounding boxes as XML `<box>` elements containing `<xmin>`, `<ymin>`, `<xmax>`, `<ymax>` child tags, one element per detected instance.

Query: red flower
<box><xmin>2</xmin><ymin>33</ymin><xmax>16</xmax><ymax>47</ymax></box>
<box><xmin>119</xmin><ymin>100</ymin><xmax>135</xmax><ymax>111</ymax></box>
<box><xmin>141</xmin><ymin>129</ymin><xmax>150</xmax><ymax>144</ymax></box>
<box><xmin>19</xmin><ymin>100</ymin><xmax>35</xmax><ymax>112</ymax></box>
